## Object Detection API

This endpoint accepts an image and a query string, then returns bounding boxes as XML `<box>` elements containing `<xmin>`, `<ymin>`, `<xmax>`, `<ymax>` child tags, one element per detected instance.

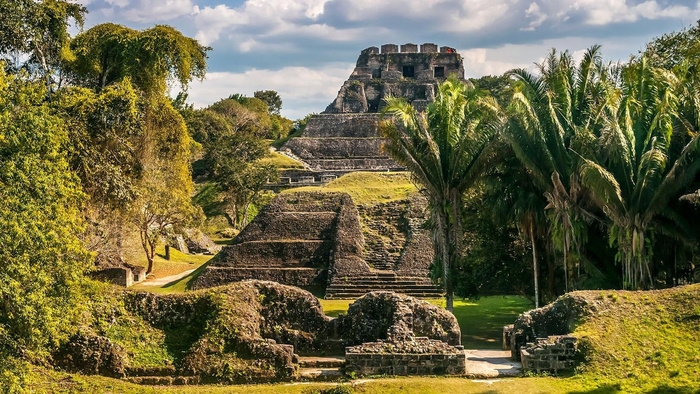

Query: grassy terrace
<box><xmin>283</xmin><ymin>171</ymin><xmax>418</xmax><ymax>205</ymax></box>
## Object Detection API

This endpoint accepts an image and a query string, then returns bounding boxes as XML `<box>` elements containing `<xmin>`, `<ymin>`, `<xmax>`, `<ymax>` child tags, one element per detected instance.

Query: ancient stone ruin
<box><xmin>277</xmin><ymin>43</ymin><xmax>465</xmax><ymax>185</ymax></box>
<box><xmin>194</xmin><ymin>191</ymin><xmax>441</xmax><ymax>298</ymax></box>
<box><xmin>57</xmin><ymin>282</ymin><xmax>462</xmax><ymax>384</ymax></box>
<box><xmin>504</xmin><ymin>293</ymin><xmax>590</xmax><ymax>373</ymax></box>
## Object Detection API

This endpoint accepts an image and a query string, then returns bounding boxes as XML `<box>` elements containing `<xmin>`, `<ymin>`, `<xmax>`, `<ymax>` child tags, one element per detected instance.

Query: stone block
<box><xmin>420</xmin><ymin>43</ymin><xmax>438</xmax><ymax>53</ymax></box>
<box><xmin>381</xmin><ymin>44</ymin><xmax>398</xmax><ymax>53</ymax></box>
<box><xmin>417</xmin><ymin>69</ymin><xmax>434</xmax><ymax>81</ymax></box>
<box><xmin>362</xmin><ymin>46</ymin><xmax>379</xmax><ymax>55</ymax></box>
<box><xmin>401</xmin><ymin>43</ymin><xmax>418</xmax><ymax>53</ymax></box>
<box><xmin>92</xmin><ymin>267</ymin><xmax>133</xmax><ymax>287</ymax></box>
<box><xmin>381</xmin><ymin>70</ymin><xmax>403</xmax><ymax>81</ymax></box>
<box><xmin>503</xmin><ymin>325</ymin><xmax>513</xmax><ymax>350</ymax></box>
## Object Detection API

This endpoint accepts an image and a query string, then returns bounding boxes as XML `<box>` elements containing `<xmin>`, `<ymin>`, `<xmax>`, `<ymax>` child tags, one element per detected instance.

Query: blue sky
<box><xmin>78</xmin><ymin>0</ymin><xmax>700</xmax><ymax>119</ymax></box>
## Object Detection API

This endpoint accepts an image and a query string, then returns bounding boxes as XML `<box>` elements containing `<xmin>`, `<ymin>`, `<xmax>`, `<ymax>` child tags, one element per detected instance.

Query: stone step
<box><xmin>325</xmin><ymin>291</ymin><xmax>443</xmax><ymax>299</ymax></box>
<box><xmin>326</xmin><ymin>285</ymin><xmax>442</xmax><ymax>291</ymax></box>
<box><xmin>298</xmin><ymin>356</ymin><xmax>345</xmax><ymax>368</ymax></box>
<box><xmin>328</xmin><ymin>283</ymin><xmax>435</xmax><ymax>288</ymax></box>
<box><xmin>298</xmin><ymin>368</ymin><xmax>344</xmax><ymax>381</ymax></box>
<box><xmin>331</xmin><ymin>279</ymin><xmax>432</xmax><ymax>286</ymax></box>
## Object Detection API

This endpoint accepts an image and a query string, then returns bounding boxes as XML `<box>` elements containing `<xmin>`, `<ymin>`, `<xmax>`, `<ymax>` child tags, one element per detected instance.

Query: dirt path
<box><xmin>137</xmin><ymin>269</ymin><xmax>195</xmax><ymax>287</ymax></box>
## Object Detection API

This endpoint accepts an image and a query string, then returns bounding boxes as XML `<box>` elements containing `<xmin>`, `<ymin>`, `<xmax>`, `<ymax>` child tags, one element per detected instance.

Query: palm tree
<box><xmin>578</xmin><ymin>57</ymin><xmax>700</xmax><ymax>289</ymax></box>
<box><xmin>380</xmin><ymin>78</ymin><xmax>504</xmax><ymax>311</ymax></box>
<box><xmin>485</xmin><ymin>154</ymin><xmax>547</xmax><ymax>307</ymax></box>
<box><xmin>505</xmin><ymin>46</ymin><xmax>608</xmax><ymax>292</ymax></box>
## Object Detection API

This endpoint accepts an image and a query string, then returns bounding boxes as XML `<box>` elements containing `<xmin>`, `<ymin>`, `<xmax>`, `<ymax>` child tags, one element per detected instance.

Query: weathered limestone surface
<box><xmin>345</xmin><ymin>338</ymin><xmax>466</xmax><ymax>376</ymax></box>
<box><xmin>336</xmin><ymin>291</ymin><xmax>460</xmax><ymax>346</ymax></box>
<box><xmin>280</xmin><ymin>43</ymin><xmax>465</xmax><ymax>177</ymax></box>
<box><xmin>341</xmin><ymin>291</ymin><xmax>464</xmax><ymax>377</ymax></box>
<box><xmin>505</xmin><ymin>293</ymin><xmax>593</xmax><ymax>373</ymax></box>
<box><xmin>192</xmin><ymin>192</ymin><xmax>368</xmax><ymax>291</ymax></box>
<box><xmin>519</xmin><ymin>336</ymin><xmax>578</xmax><ymax>372</ymax></box>
<box><xmin>508</xmin><ymin>293</ymin><xmax>591</xmax><ymax>361</ymax></box>
<box><xmin>195</xmin><ymin>190</ymin><xmax>440</xmax><ymax>298</ymax></box>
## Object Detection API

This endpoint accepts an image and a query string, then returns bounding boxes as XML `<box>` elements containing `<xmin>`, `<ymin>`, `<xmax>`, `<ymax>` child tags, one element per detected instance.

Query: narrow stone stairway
<box><xmin>297</xmin><ymin>356</ymin><xmax>345</xmax><ymax>381</ymax></box>
<box><xmin>325</xmin><ymin>271</ymin><xmax>443</xmax><ymax>299</ymax></box>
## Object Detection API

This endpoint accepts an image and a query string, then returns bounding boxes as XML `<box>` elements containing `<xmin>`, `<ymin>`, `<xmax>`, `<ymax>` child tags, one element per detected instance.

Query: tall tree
<box><xmin>578</xmin><ymin>57</ymin><xmax>700</xmax><ymax>289</ymax></box>
<box><xmin>66</xmin><ymin>23</ymin><xmax>208</xmax><ymax>94</ymax></box>
<box><xmin>65</xmin><ymin>23</ymin><xmax>209</xmax><ymax>273</ymax></box>
<box><xmin>381</xmin><ymin>78</ymin><xmax>504</xmax><ymax>311</ymax></box>
<box><xmin>0</xmin><ymin>68</ymin><xmax>90</xmax><ymax>387</ymax></box>
<box><xmin>254</xmin><ymin>89</ymin><xmax>283</xmax><ymax>115</ymax></box>
<box><xmin>0</xmin><ymin>0</ymin><xmax>86</xmax><ymax>89</ymax></box>
<box><xmin>505</xmin><ymin>46</ymin><xmax>608</xmax><ymax>292</ymax></box>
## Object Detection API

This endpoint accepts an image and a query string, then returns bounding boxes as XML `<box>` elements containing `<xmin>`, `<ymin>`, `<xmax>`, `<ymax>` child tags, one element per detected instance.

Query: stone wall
<box><xmin>345</xmin><ymin>337</ymin><xmax>466</xmax><ymax>376</ymax></box>
<box><xmin>519</xmin><ymin>336</ymin><xmax>578</xmax><ymax>372</ymax></box>
<box><xmin>336</xmin><ymin>291</ymin><xmax>460</xmax><ymax>346</ymax></box>
<box><xmin>285</xmin><ymin>138</ymin><xmax>386</xmax><ymax>159</ymax></box>
<box><xmin>509</xmin><ymin>294</ymin><xmax>591</xmax><ymax>361</ymax></box>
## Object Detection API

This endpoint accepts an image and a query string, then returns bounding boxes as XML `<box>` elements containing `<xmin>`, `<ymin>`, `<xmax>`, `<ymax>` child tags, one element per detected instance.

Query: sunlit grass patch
<box><xmin>283</xmin><ymin>172</ymin><xmax>418</xmax><ymax>205</ymax></box>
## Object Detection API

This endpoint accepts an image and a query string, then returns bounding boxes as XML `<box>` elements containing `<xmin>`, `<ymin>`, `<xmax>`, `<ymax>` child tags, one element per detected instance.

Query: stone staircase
<box><xmin>325</xmin><ymin>271</ymin><xmax>443</xmax><ymax>299</ymax></box>
<box><xmin>298</xmin><ymin>356</ymin><xmax>345</xmax><ymax>381</ymax></box>
<box><xmin>364</xmin><ymin>242</ymin><xmax>398</xmax><ymax>270</ymax></box>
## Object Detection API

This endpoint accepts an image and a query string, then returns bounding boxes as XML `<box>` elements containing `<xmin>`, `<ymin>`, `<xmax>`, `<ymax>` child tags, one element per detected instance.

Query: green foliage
<box><xmin>254</xmin><ymin>89</ymin><xmax>283</xmax><ymax>115</ymax></box>
<box><xmin>206</xmin><ymin>133</ymin><xmax>277</xmax><ymax>229</ymax></box>
<box><xmin>470</xmin><ymin>74</ymin><xmax>515</xmax><ymax>108</ymax></box>
<box><xmin>381</xmin><ymin>77</ymin><xmax>504</xmax><ymax>310</ymax></box>
<box><xmin>0</xmin><ymin>0</ymin><xmax>86</xmax><ymax>80</ymax></box>
<box><xmin>66</xmin><ymin>23</ymin><xmax>209</xmax><ymax>94</ymax></box>
<box><xmin>0</xmin><ymin>68</ymin><xmax>91</xmax><ymax>388</ymax></box>
<box><xmin>53</xmin><ymin>79</ymin><xmax>141</xmax><ymax>208</ymax></box>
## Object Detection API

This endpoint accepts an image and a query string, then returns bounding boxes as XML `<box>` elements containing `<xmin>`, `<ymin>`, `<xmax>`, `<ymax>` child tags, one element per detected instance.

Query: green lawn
<box><xmin>259</xmin><ymin>151</ymin><xmax>304</xmax><ymax>169</ymax></box>
<box><xmin>283</xmin><ymin>172</ymin><xmax>418</xmax><ymax>205</ymax></box>
<box><xmin>318</xmin><ymin>296</ymin><xmax>532</xmax><ymax>349</ymax></box>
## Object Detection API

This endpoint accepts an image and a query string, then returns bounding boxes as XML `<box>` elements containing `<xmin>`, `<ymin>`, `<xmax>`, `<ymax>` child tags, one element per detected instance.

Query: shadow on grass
<box><xmin>568</xmin><ymin>384</ymin><xmax>700</xmax><ymax>394</ymax></box>
<box><xmin>160</xmin><ymin>261</ymin><xmax>211</xmax><ymax>291</ymax></box>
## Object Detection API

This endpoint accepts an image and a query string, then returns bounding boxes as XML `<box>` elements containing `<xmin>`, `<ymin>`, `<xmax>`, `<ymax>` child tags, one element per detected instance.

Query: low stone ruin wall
<box><xmin>519</xmin><ymin>336</ymin><xmax>578</xmax><ymax>373</ymax></box>
<box><xmin>345</xmin><ymin>337</ymin><xmax>466</xmax><ymax>376</ymax></box>
<box><xmin>508</xmin><ymin>293</ymin><xmax>590</xmax><ymax>361</ymax></box>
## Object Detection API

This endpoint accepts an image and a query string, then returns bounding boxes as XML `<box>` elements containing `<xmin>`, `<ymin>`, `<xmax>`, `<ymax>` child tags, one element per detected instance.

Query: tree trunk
<box><xmin>139</xmin><ymin>229</ymin><xmax>155</xmax><ymax>275</ymax></box>
<box><xmin>437</xmin><ymin>208</ymin><xmax>453</xmax><ymax>312</ymax></box>
<box><xmin>529</xmin><ymin>221</ymin><xmax>540</xmax><ymax>308</ymax></box>
<box><xmin>165</xmin><ymin>244</ymin><xmax>171</xmax><ymax>260</ymax></box>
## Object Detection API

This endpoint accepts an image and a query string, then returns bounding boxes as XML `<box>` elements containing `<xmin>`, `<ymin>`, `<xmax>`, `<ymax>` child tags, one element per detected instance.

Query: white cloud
<box><xmin>531</xmin><ymin>0</ymin><xmax>700</xmax><ymax>26</ymax></box>
<box><xmin>119</xmin><ymin>0</ymin><xmax>196</xmax><ymax>22</ymax></box>
<box><xmin>460</xmin><ymin>48</ymin><xmax>532</xmax><ymax>77</ymax></box>
<box><xmin>105</xmin><ymin>0</ymin><xmax>129</xmax><ymax>7</ymax></box>
<box><xmin>522</xmin><ymin>2</ymin><xmax>547</xmax><ymax>31</ymax></box>
<box><xmin>184</xmin><ymin>65</ymin><xmax>354</xmax><ymax>119</ymax></box>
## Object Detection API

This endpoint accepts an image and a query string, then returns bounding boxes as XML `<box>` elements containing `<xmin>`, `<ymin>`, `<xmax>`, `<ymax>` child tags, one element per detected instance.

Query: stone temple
<box><xmin>196</xmin><ymin>44</ymin><xmax>466</xmax><ymax>298</ymax></box>
<box><xmin>279</xmin><ymin>43</ymin><xmax>465</xmax><ymax>184</ymax></box>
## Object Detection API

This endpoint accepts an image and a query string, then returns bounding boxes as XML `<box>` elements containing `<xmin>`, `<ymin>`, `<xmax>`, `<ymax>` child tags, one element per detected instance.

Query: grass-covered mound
<box><xmin>283</xmin><ymin>172</ymin><xmax>417</xmax><ymax>205</ymax></box>
<box><xmin>57</xmin><ymin>281</ymin><xmax>332</xmax><ymax>384</ymax></box>
<box><xmin>513</xmin><ymin>284</ymin><xmax>700</xmax><ymax>393</ymax></box>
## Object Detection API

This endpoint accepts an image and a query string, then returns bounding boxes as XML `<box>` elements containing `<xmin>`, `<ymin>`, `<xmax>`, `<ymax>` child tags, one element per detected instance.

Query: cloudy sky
<box><xmin>79</xmin><ymin>0</ymin><xmax>700</xmax><ymax>119</ymax></box>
